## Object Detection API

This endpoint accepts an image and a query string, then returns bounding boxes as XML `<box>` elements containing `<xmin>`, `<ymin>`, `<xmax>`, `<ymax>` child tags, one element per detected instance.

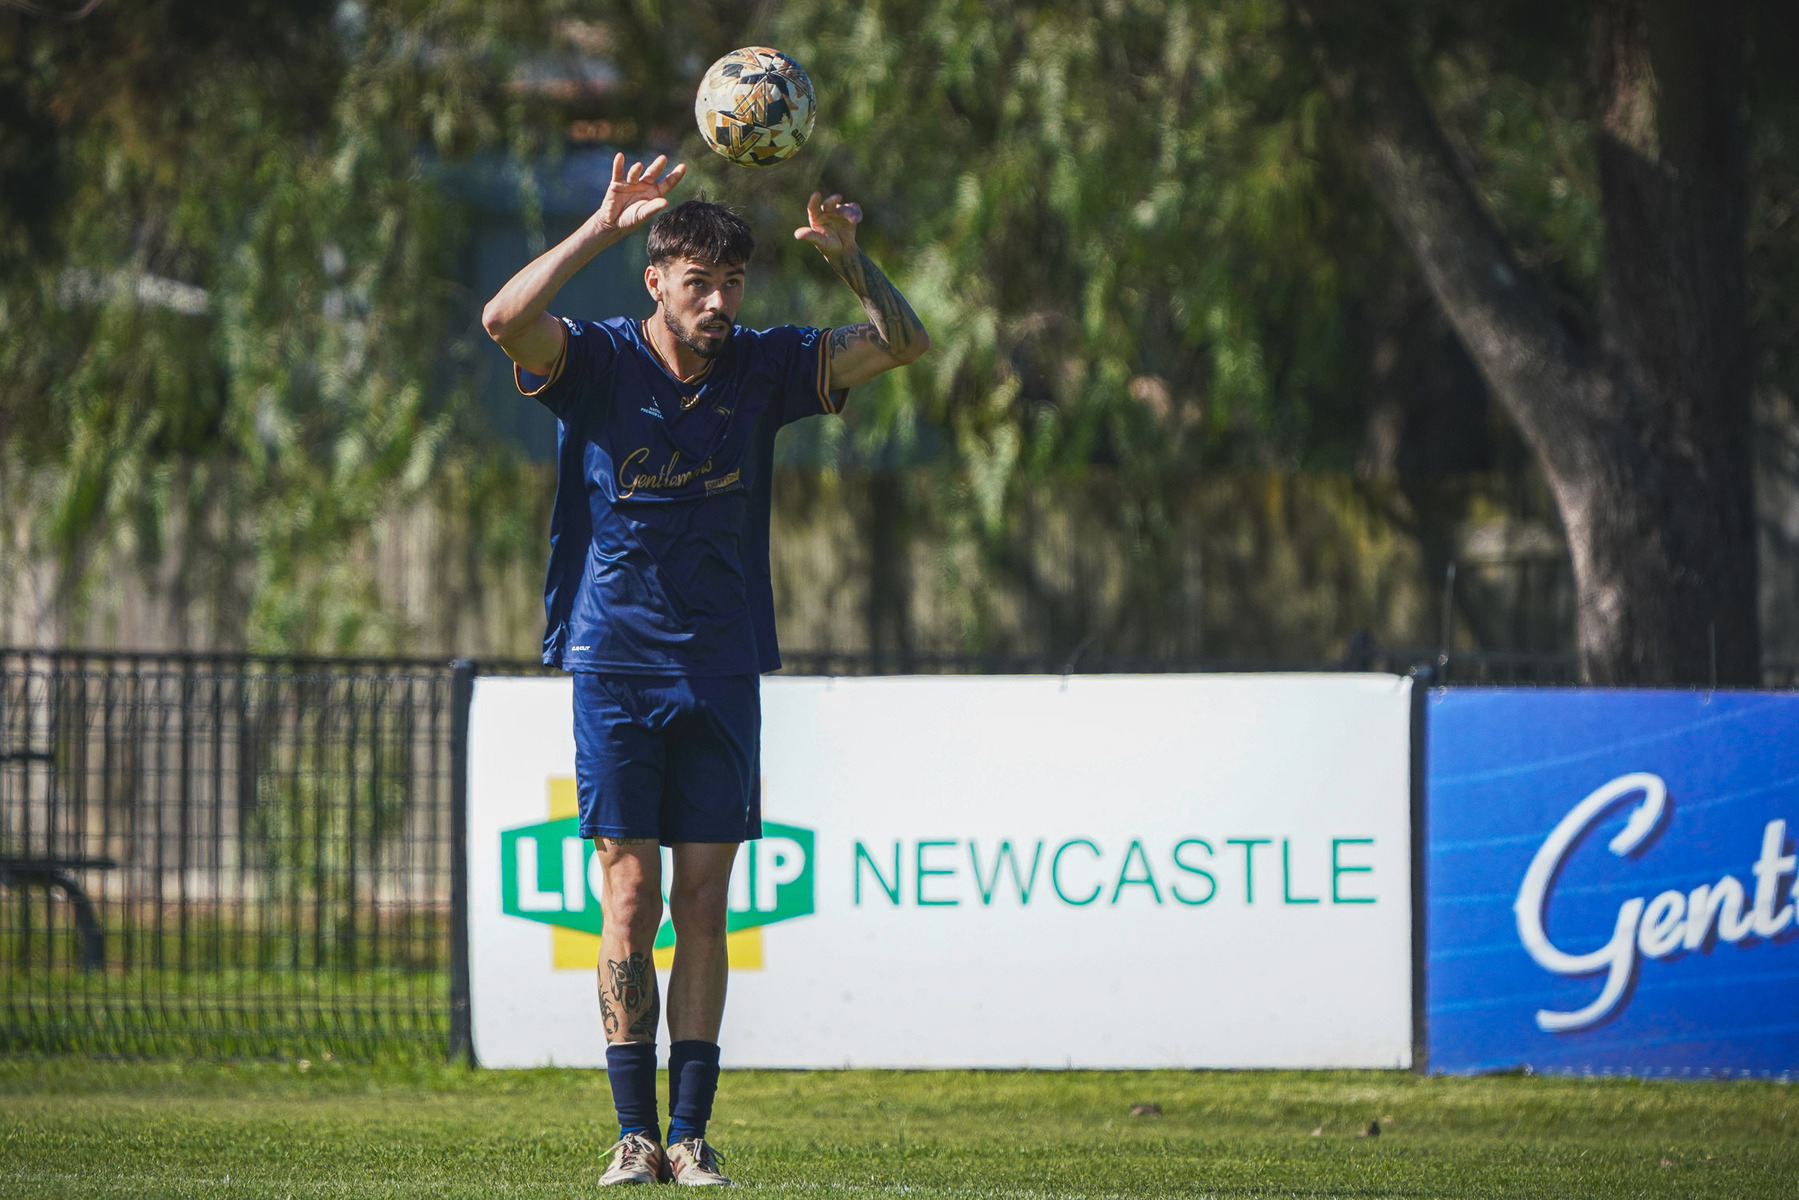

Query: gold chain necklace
<box><xmin>642</xmin><ymin>322</ymin><xmax>715</xmax><ymax>409</ymax></box>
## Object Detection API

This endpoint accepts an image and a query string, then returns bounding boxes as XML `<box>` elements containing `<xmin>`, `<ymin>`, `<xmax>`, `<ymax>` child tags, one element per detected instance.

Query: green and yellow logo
<box><xmin>499</xmin><ymin>779</ymin><xmax>814</xmax><ymax>971</ymax></box>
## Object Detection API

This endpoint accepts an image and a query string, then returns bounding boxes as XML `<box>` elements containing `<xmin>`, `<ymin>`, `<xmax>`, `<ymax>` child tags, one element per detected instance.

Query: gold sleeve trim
<box><xmin>817</xmin><ymin>327</ymin><xmax>836</xmax><ymax>414</ymax></box>
<box><xmin>513</xmin><ymin>322</ymin><xmax>570</xmax><ymax>396</ymax></box>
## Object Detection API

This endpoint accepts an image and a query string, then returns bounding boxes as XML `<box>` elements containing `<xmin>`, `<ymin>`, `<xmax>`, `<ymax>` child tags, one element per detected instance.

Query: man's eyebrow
<box><xmin>676</xmin><ymin>266</ymin><xmax>746</xmax><ymax>288</ymax></box>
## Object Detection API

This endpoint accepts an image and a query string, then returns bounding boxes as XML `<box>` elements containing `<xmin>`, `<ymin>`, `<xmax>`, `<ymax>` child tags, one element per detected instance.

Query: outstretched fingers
<box><xmin>614</xmin><ymin>154</ymin><xmax>686</xmax><ymax>191</ymax></box>
<box><xmin>603</xmin><ymin>155</ymin><xmax>689</xmax><ymax>230</ymax></box>
<box><xmin>624</xmin><ymin>155</ymin><xmax>672</xmax><ymax>186</ymax></box>
<box><xmin>795</xmin><ymin>192</ymin><xmax>823</xmax><ymax>242</ymax></box>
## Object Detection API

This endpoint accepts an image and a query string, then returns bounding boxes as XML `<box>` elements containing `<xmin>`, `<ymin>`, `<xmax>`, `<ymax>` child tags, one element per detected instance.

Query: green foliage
<box><xmin>708</xmin><ymin>0</ymin><xmax>1382</xmax><ymax>492</ymax></box>
<box><xmin>1429</xmin><ymin>51</ymin><xmax>1601</xmax><ymax>309</ymax></box>
<box><xmin>6</xmin><ymin>1</ymin><xmax>1796</xmax><ymax>656</ymax></box>
<box><xmin>680</xmin><ymin>0</ymin><xmax>1409</xmax><ymax>648</ymax></box>
<box><xmin>0</xmin><ymin>2</ymin><xmax>573</xmax><ymax>652</ymax></box>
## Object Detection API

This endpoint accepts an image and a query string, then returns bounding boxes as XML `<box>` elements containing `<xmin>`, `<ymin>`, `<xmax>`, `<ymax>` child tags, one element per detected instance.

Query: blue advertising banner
<box><xmin>1426</xmin><ymin>689</ymin><xmax>1799</xmax><ymax>1078</ymax></box>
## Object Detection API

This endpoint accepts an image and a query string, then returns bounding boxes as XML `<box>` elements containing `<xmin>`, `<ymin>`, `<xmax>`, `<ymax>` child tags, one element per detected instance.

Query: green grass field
<box><xmin>1</xmin><ymin>1059</ymin><xmax>1793</xmax><ymax>1198</ymax></box>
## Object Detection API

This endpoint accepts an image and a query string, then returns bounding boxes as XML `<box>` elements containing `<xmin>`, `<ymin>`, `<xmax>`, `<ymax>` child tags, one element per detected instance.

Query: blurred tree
<box><xmin>6</xmin><ymin>0</ymin><xmax>1794</xmax><ymax>671</ymax></box>
<box><xmin>737</xmin><ymin>0</ymin><xmax>1379</xmax><ymax>476</ymax></box>
<box><xmin>736</xmin><ymin>0</ymin><xmax>1796</xmax><ymax>680</ymax></box>
<box><xmin>680</xmin><ymin>0</ymin><xmax>1406</xmax><ymax>658</ymax></box>
<box><xmin>0</xmin><ymin>0</ymin><xmax>782</xmax><ymax>652</ymax></box>
<box><xmin>1292</xmin><ymin>0</ymin><xmax>1787</xmax><ymax>683</ymax></box>
<box><xmin>0</xmin><ymin>0</ymin><xmax>577</xmax><ymax>649</ymax></box>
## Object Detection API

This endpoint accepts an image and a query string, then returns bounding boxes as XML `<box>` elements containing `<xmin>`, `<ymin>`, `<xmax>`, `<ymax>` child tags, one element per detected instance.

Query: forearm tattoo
<box><xmin>600</xmin><ymin>951</ymin><xmax>659</xmax><ymax>1041</ymax></box>
<box><xmin>830</xmin><ymin>247</ymin><xmax>926</xmax><ymax>360</ymax></box>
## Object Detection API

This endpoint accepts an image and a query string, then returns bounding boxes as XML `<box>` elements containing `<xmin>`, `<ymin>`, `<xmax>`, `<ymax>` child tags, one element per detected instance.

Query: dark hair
<box><xmin>645</xmin><ymin>199</ymin><xmax>755</xmax><ymax>267</ymax></box>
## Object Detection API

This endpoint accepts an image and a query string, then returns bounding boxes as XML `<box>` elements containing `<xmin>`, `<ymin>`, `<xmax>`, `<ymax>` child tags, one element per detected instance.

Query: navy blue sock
<box><xmin>666</xmin><ymin>1039</ymin><xmax>722</xmax><ymax>1143</ymax></box>
<box><xmin>605</xmin><ymin>1042</ymin><xmax>661</xmax><ymax>1143</ymax></box>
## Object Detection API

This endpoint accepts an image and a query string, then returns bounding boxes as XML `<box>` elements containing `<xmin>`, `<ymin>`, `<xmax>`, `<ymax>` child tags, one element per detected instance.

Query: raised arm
<box><xmin>481</xmin><ymin>153</ymin><xmax>687</xmax><ymax>374</ymax></box>
<box><xmin>794</xmin><ymin>193</ymin><xmax>929</xmax><ymax>390</ymax></box>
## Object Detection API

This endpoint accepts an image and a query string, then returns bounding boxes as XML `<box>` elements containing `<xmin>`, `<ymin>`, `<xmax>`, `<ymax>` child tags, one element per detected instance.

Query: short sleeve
<box><xmin>770</xmin><ymin>325</ymin><xmax>850</xmax><ymax>427</ymax></box>
<box><xmin>516</xmin><ymin>316</ymin><xmax>616</xmax><ymax>420</ymax></box>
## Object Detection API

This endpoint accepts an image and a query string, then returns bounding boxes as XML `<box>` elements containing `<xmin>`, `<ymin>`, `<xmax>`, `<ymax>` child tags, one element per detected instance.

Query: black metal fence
<box><xmin>5</xmin><ymin>642</ymin><xmax>1792</xmax><ymax>1063</ymax></box>
<box><xmin>0</xmin><ymin>650</ymin><xmax>460</xmax><ymax>1060</ymax></box>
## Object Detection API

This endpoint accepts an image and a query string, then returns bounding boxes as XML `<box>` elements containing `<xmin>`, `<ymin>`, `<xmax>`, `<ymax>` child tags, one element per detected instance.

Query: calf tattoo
<box><xmin>600</xmin><ymin>951</ymin><xmax>659</xmax><ymax>1040</ymax></box>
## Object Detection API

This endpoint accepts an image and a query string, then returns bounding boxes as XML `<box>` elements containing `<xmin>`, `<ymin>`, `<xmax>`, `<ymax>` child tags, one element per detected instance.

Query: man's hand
<box><xmin>794</xmin><ymin>192</ymin><xmax>863</xmax><ymax>262</ymax></box>
<box><xmin>481</xmin><ymin>154</ymin><xmax>687</xmax><ymax>373</ymax></box>
<box><xmin>595</xmin><ymin>153</ymin><xmax>688</xmax><ymax>235</ymax></box>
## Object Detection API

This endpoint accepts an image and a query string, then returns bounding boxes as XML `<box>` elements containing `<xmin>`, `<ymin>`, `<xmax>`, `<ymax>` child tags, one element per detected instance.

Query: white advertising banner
<box><xmin>468</xmin><ymin>673</ymin><xmax>1414</xmax><ymax>1070</ymax></box>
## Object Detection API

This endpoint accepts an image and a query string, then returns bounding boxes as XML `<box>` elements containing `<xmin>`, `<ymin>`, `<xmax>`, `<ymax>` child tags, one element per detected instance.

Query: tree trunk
<box><xmin>1295</xmin><ymin>0</ymin><xmax>1759</xmax><ymax>684</ymax></box>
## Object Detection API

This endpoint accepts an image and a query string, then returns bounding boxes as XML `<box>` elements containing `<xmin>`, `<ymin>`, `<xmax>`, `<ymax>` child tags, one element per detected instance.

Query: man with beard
<box><xmin>481</xmin><ymin>153</ymin><xmax>929</xmax><ymax>1186</ymax></box>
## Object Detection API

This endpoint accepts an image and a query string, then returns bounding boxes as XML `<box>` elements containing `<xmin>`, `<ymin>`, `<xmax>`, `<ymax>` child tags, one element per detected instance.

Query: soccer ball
<box><xmin>694</xmin><ymin>47</ymin><xmax>816</xmax><ymax>168</ymax></box>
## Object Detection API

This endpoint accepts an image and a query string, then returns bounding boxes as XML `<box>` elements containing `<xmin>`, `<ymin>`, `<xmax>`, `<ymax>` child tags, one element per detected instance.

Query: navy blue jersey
<box><xmin>519</xmin><ymin>315</ymin><xmax>844</xmax><ymax>675</ymax></box>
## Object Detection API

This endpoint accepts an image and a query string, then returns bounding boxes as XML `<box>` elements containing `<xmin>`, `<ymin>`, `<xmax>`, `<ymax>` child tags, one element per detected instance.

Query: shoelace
<box><xmin>614</xmin><ymin>1134</ymin><xmax>661</xmax><ymax>1172</ymax></box>
<box><xmin>675</xmin><ymin>1138</ymin><xmax>727</xmax><ymax>1174</ymax></box>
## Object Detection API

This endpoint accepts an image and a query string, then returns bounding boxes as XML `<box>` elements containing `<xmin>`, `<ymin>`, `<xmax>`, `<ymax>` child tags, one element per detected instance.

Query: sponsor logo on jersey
<box><xmin>616</xmin><ymin>448</ymin><xmax>722</xmax><ymax>498</ymax></box>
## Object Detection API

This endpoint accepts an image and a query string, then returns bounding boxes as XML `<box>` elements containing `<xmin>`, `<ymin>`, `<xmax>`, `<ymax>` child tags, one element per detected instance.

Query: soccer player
<box><xmin>480</xmin><ymin>153</ymin><xmax>928</xmax><ymax>1186</ymax></box>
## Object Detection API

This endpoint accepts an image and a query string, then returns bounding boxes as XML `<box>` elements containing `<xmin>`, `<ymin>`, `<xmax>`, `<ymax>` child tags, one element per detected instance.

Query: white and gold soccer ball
<box><xmin>694</xmin><ymin>46</ymin><xmax>816</xmax><ymax>168</ymax></box>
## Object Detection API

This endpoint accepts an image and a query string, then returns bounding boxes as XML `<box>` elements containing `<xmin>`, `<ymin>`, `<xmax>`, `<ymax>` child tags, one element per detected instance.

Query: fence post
<box><xmin>447</xmin><ymin>658</ymin><xmax>477</xmax><ymax>1067</ymax></box>
<box><xmin>1407</xmin><ymin>661</ymin><xmax>1435</xmax><ymax>1075</ymax></box>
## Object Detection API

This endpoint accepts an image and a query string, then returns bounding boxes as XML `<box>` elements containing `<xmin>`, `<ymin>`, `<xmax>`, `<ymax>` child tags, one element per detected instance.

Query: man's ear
<box><xmin>643</xmin><ymin>264</ymin><xmax>662</xmax><ymax>306</ymax></box>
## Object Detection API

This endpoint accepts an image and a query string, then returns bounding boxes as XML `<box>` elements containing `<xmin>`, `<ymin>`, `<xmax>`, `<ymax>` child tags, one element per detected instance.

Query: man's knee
<box><xmin>597</xmin><ymin>843</ymin><xmax>664</xmax><ymax>941</ymax></box>
<box><xmin>668</xmin><ymin>870</ymin><xmax>731</xmax><ymax>942</ymax></box>
<box><xmin>608</xmin><ymin>889</ymin><xmax>665</xmax><ymax>943</ymax></box>
<box><xmin>669</xmin><ymin>895</ymin><xmax>726</xmax><ymax>943</ymax></box>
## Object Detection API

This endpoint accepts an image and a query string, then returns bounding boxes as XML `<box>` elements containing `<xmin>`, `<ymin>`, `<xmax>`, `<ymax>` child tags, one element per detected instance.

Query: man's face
<box><xmin>647</xmin><ymin>257</ymin><xmax>746</xmax><ymax>359</ymax></box>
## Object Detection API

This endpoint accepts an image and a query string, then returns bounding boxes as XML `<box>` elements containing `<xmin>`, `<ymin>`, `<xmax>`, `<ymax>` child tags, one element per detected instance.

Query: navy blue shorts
<box><xmin>572</xmin><ymin>673</ymin><xmax>761</xmax><ymax>844</ymax></box>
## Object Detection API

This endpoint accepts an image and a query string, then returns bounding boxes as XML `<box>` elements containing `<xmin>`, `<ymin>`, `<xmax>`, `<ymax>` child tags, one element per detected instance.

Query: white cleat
<box><xmin>667</xmin><ymin>1136</ymin><xmax>732</xmax><ymax>1186</ymax></box>
<box><xmin>598</xmin><ymin>1132</ymin><xmax>666</xmax><ymax>1185</ymax></box>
